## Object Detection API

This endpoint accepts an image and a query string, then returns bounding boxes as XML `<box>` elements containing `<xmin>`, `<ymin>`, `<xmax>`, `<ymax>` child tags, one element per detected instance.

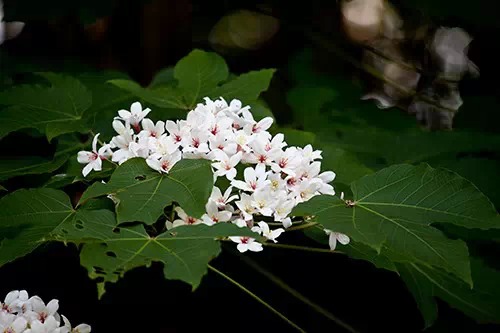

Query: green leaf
<box><xmin>149</xmin><ymin>67</ymin><xmax>176</xmax><ymax>88</ymax></box>
<box><xmin>0</xmin><ymin>188</ymin><xmax>74</xmax><ymax>266</ymax></box>
<box><xmin>210</xmin><ymin>69</ymin><xmax>275</xmax><ymax>105</ymax></box>
<box><xmin>0</xmin><ymin>73</ymin><xmax>92</xmax><ymax>140</ymax></box>
<box><xmin>304</xmin><ymin>227</ymin><xmax>396</xmax><ymax>272</ymax></box>
<box><xmin>77</xmin><ymin>72</ymin><xmax>137</xmax><ymax>139</ymax></box>
<box><xmin>397</xmin><ymin>259</ymin><xmax>500</xmax><ymax>327</ymax></box>
<box><xmin>109</xmin><ymin>79</ymin><xmax>187</xmax><ymax>110</ymax></box>
<box><xmin>79</xmin><ymin>158</ymin><xmax>213</xmax><ymax>224</ymax></box>
<box><xmin>174</xmin><ymin>49</ymin><xmax>229</xmax><ymax>108</ymax></box>
<box><xmin>50</xmin><ymin>209</ymin><xmax>258</xmax><ymax>293</ymax></box>
<box><xmin>293</xmin><ymin>164</ymin><xmax>500</xmax><ymax>285</ymax></box>
<box><xmin>0</xmin><ymin>155</ymin><xmax>68</xmax><ymax>181</ymax></box>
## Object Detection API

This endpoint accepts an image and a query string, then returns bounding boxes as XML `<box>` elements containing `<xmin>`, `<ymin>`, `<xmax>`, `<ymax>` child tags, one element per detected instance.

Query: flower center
<box><xmin>240</xmin><ymin>237</ymin><xmax>249</xmax><ymax>244</ymax></box>
<box><xmin>192</xmin><ymin>138</ymin><xmax>200</xmax><ymax>148</ymax></box>
<box><xmin>161</xmin><ymin>161</ymin><xmax>170</xmax><ymax>171</ymax></box>
<box><xmin>279</xmin><ymin>158</ymin><xmax>288</xmax><ymax>169</ymax></box>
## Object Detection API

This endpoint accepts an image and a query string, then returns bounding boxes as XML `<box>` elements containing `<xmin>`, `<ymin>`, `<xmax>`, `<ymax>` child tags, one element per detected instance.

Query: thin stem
<box><xmin>238</xmin><ymin>256</ymin><xmax>360</xmax><ymax>333</ymax></box>
<box><xmin>287</xmin><ymin>221</ymin><xmax>318</xmax><ymax>231</ymax></box>
<box><xmin>263</xmin><ymin>242</ymin><xmax>344</xmax><ymax>255</ymax></box>
<box><xmin>207</xmin><ymin>265</ymin><xmax>307</xmax><ymax>333</ymax></box>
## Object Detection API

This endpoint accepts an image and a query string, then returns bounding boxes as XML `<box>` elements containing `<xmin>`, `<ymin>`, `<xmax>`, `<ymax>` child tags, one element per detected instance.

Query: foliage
<box><xmin>1</xmin><ymin>46</ymin><xmax>499</xmax><ymax>331</ymax></box>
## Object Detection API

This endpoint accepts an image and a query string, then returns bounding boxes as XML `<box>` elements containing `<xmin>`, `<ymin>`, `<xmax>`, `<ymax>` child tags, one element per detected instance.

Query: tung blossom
<box><xmin>77</xmin><ymin>97</ymin><xmax>346</xmax><ymax>254</ymax></box>
<box><xmin>77</xmin><ymin>134</ymin><xmax>112</xmax><ymax>177</ymax></box>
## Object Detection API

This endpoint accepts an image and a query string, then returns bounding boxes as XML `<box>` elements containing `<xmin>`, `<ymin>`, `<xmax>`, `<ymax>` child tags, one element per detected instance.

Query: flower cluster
<box><xmin>78</xmin><ymin>98</ymin><xmax>349</xmax><ymax>252</ymax></box>
<box><xmin>0</xmin><ymin>290</ymin><xmax>91</xmax><ymax>333</ymax></box>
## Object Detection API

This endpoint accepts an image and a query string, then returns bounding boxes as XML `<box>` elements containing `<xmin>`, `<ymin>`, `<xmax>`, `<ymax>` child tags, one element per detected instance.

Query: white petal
<box><xmin>236</xmin><ymin>243</ymin><xmax>248</xmax><ymax>253</ymax></box>
<box><xmin>231</xmin><ymin>180</ymin><xmax>250</xmax><ymax>191</ymax></box>
<box><xmin>117</xmin><ymin>110</ymin><xmax>131</xmax><ymax>119</ymax></box>
<box><xmin>5</xmin><ymin>290</ymin><xmax>19</xmax><ymax>304</ymax></box>
<box><xmin>328</xmin><ymin>233</ymin><xmax>337</xmax><ymax>250</ymax></box>
<box><xmin>11</xmin><ymin>316</ymin><xmax>27</xmax><ymax>332</ymax></box>
<box><xmin>130</xmin><ymin>102</ymin><xmax>143</xmax><ymax>115</ymax></box>
<box><xmin>282</xmin><ymin>218</ymin><xmax>292</xmax><ymax>228</ymax></box>
<box><xmin>248</xmin><ymin>241</ymin><xmax>263</xmax><ymax>252</ymax></box>
<box><xmin>29</xmin><ymin>296</ymin><xmax>45</xmax><ymax>312</ymax></box>
<box><xmin>141</xmin><ymin>118</ymin><xmax>154</xmax><ymax>131</ymax></box>
<box><xmin>82</xmin><ymin>163</ymin><xmax>94</xmax><ymax>177</ymax></box>
<box><xmin>336</xmin><ymin>233</ymin><xmax>350</xmax><ymax>245</ymax></box>
<box><xmin>18</xmin><ymin>290</ymin><xmax>29</xmax><ymax>301</ymax></box>
<box><xmin>74</xmin><ymin>323</ymin><xmax>92</xmax><ymax>333</ymax></box>
<box><xmin>77</xmin><ymin>151</ymin><xmax>94</xmax><ymax>164</ymax></box>
<box><xmin>91</xmin><ymin>133</ymin><xmax>100</xmax><ymax>153</ymax></box>
<box><xmin>46</xmin><ymin>299</ymin><xmax>59</xmax><ymax>314</ymax></box>
<box><xmin>229</xmin><ymin>236</ymin><xmax>242</xmax><ymax>243</ymax></box>
<box><xmin>146</xmin><ymin>158</ymin><xmax>161</xmax><ymax>172</ymax></box>
<box><xmin>226</xmin><ymin>168</ymin><xmax>237</xmax><ymax>180</ymax></box>
<box><xmin>257</xmin><ymin>117</ymin><xmax>274</xmax><ymax>131</ymax></box>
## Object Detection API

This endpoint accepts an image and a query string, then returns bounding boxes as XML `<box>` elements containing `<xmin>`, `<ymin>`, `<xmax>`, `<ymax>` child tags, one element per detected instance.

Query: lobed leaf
<box><xmin>0</xmin><ymin>188</ymin><xmax>74</xmax><ymax>266</ymax></box>
<box><xmin>293</xmin><ymin>164</ymin><xmax>500</xmax><ymax>285</ymax></box>
<box><xmin>52</xmin><ymin>210</ymin><xmax>257</xmax><ymax>294</ymax></box>
<box><xmin>174</xmin><ymin>49</ymin><xmax>229</xmax><ymax>108</ymax></box>
<box><xmin>0</xmin><ymin>73</ymin><xmax>92</xmax><ymax>140</ymax></box>
<box><xmin>79</xmin><ymin>158</ymin><xmax>214</xmax><ymax>224</ymax></box>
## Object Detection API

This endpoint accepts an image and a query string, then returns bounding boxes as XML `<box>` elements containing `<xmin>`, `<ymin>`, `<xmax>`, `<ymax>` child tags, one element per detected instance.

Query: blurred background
<box><xmin>1</xmin><ymin>0</ymin><xmax>500</xmax><ymax>332</ymax></box>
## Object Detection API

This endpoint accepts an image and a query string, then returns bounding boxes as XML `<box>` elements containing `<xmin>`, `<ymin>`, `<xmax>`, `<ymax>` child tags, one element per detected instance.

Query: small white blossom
<box><xmin>116</xmin><ymin>102</ymin><xmax>151</xmax><ymax>130</ymax></box>
<box><xmin>0</xmin><ymin>291</ymin><xmax>91</xmax><ymax>333</ymax></box>
<box><xmin>251</xmin><ymin>222</ymin><xmax>284</xmax><ymax>243</ymax></box>
<box><xmin>229</xmin><ymin>236</ymin><xmax>263</xmax><ymax>253</ymax></box>
<box><xmin>77</xmin><ymin>134</ymin><xmax>112</xmax><ymax>177</ymax></box>
<box><xmin>325</xmin><ymin>229</ymin><xmax>350</xmax><ymax>250</ymax></box>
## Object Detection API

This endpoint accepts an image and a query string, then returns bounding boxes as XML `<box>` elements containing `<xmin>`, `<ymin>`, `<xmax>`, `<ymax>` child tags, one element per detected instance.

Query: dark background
<box><xmin>1</xmin><ymin>0</ymin><xmax>500</xmax><ymax>332</ymax></box>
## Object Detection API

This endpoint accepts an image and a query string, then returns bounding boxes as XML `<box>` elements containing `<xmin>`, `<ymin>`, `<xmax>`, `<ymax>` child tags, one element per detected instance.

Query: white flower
<box><xmin>324</xmin><ymin>229</ymin><xmax>350</xmax><ymax>250</ymax></box>
<box><xmin>25</xmin><ymin>296</ymin><xmax>60</xmax><ymax>324</ymax></box>
<box><xmin>116</xmin><ymin>102</ymin><xmax>151</xmax><ymax>130</ymax></box>
<box><xmin>273</xmin><ymin>196</ymin><xmax>295</xmax><ymax>222</ymax></box>
<box><xmin>208</xmin><ymin>132</ymin><xmax>237</xmax><ymax>156</ymax></box>
<box><xmin>229</xmin><ymin>236</ymin><xmax>263</xmax><ymax>253</ymax></box>
<box><xmin>251</xmin><ymin>190</ymin><xmax>275</xmax><ymax>216</ymax></box>
<box><xmin>146</xmin><ymin>150</ymin><xmax>181</xmax><ymax>173</ymax></box>
<box><xmin>231</xmin><ymin>164</ymin><xmax>269</xmax><ymax>192</ymax></box>
<box><xmin>0</xmin><ymin>291</ymin><xmax>91</xmax><ymax>333</ymax></box>
<box><xmin>211</xmin><ymin>151</ymin><xmax>242</xmax><ymax>180</ymax></box>
<box><xmin>202</xmin><ymin>201</ymin><xmax>232</xmax><ymax>226</ymax></box>
<box><xmin>0</xmin><ymin>315</ymin><xmax>27</xmax><ymax>333</ymax></box>
<box><xmin>62</xmin><ymin>315</ymin><xmax>91</xmax><ymax>333</ymax></box>
<box><xmin>110</xmin><ymin>131</ymin><xmax>135</xmax><ymax>164</ymax></box>
<box><xmin>251</xmin><ymin>221</ymin><xmax>284</xmax><ymax>243</ymax></box>
<box><xmin>128</xmin><ymin>136</ymin><xmax>150</xmax><ymax>159</ymax></box>
<box><xmin>235</xmin><ymin>193</ymin><xmax>257</xmax><ymax>220</ymax></box>
<box><xmin>293</xmin><ymin>179</ymin><xmax>322</xmax><ymax>203</ymax></box>
<box><xmin>165</xmin><ymin>120</ymin><xmax>189</xmax><ymax>145</ymax></box>
<box><xmin>139</xmin><ymin>119</ymin><xmax>165</xmax><ymax>138</ymax></box>
<box><xmin>148</xmin><ymin>134</ymin><xmax>178</xmax><ymax>157</ymax></box>
<box><xmin>76</xmin><ymin>97</ymin><xmax>343</xmax><ymax>253</ymax></box>
<box><xmin>1</xmin><ymin>290</ymin><xmax>29</xmax><ymax>314</ymax></box>
<box><xmin>209</xmin><ymin>186</ymin><xmax>238</xmax><ymax>209</ymax></box>
<box><xmin>167</xmin><ymin>206</ymin><xmax>201</xmax><ymax>229</ymax></box>
<box><xmin>270</xmin><ymin>147</ymin><xmax>300</xmax><ymax>176</ymax></box>
<box><xmin>300</xmin><ymin>144</ymin><xmax>322</xmax><ymax>162</ymax></box>
<box><xmin>0</xmin><ymin>1</ymin><xmax>25</xmax><ymax>45</ymax></box>
<box><xmin>25</xmin><ymin>315</ymin><xmax>59</xmax><ymax>333</ymax></box>
<box><xmin>77</xmin><ymin>134</ymin><xmax>112</xmax><ymax>177</ymax></box>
